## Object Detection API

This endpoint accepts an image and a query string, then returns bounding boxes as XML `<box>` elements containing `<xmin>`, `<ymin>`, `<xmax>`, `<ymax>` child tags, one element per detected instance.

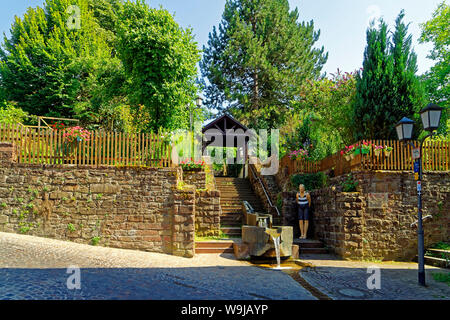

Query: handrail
<box><xmin>249</xmin><ymin>163</ymin><xmax>281</xmax><ymax>217</ymax></box>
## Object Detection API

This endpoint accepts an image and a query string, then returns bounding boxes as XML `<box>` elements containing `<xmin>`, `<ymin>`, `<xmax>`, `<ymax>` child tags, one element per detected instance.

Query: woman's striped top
<box><xmin>297</xmin><ymin>193</ymin><xmax>309</xmax><ymax>206</ymax></box>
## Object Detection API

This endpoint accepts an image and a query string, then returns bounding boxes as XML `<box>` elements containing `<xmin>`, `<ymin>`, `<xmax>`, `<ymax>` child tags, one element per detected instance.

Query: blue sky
<box><xmin>0</xmin><ymin>0</ymin><xmax>444</xmax><ymax>76</ymax></box>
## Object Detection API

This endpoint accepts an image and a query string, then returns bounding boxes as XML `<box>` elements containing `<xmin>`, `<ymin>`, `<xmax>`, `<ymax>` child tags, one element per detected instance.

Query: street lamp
<box><xmin>395</xmin><ymin>103</ymin><xmax>443</xmax><ymax>287</ymax></box>
<box><xmin>190</xmin><ymin>96</ymin><xmax>203</xmax><ymax>132</ymax></box>
<box><xmin>196</xmin><ymin>96</ymin><xmax>203</xmax><ymax>108</ymax></box>
<box><xmin>395</xmin><ymin>117</ymin><xmax>415</xmax><ymax>141</ymax></box>
<box><xmin>188</xmin><ymin>96</ymin><xmax>203</xmax><ymax>160</ymax></box>
<box><xmin>420</xmin><ymin>103</ymin><xmax>443</xmax><ymax>132</ymax></box>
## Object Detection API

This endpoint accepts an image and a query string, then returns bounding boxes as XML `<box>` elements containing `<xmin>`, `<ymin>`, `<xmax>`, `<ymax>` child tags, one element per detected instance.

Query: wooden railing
<box><xmin>281</xmin><ymin>139</ymin><xmax>450</xmax><ymax>176</ymax></box>
<box><xmin>0</xmin><ymin>124</ymin><xmax>173</xmax><ymax>167</ymax></box>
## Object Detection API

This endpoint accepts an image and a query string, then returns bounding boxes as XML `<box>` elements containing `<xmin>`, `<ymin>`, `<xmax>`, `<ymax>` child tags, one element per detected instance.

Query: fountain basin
<box><xmin>241</xmin><ymin>225</ymin><xmax>293</xmax><ymax>258</ymax></box>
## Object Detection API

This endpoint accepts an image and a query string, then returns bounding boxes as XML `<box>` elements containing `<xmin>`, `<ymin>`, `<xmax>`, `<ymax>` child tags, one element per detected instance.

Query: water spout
<box><xmin>271</xmin><ymin>235</ymin><xmax>281</xmax><ymax>268</ymax></box>
<box><xmin>265</xmin><ymin>228</ymin><xmax>291</xmax><ymax>270</ymax></box>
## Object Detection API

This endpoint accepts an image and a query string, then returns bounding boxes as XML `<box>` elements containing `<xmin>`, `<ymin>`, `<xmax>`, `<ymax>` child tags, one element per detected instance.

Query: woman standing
<box><xmin>296</xmin><ymin>184</ymin><xmax>311</xmax><ymax>239</ymax></box>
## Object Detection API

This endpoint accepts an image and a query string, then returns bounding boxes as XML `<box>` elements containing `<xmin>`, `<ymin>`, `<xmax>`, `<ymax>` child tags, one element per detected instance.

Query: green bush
<box><xmin>0</xmin><ymin>102</ymin><xmax>28</xmax><ymax>124</ymax></box>
<box><xmin>341</xmin><ymin>173</ymin><xmax>358</xmax><ymax>192</ymax></box>
<box><xmin>291</xmin><ymin>172</ymin><xmax>328</xmax><ymax>191</ymax></box>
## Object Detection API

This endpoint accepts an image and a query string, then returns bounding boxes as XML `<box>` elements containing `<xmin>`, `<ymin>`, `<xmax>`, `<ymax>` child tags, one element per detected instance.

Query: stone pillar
<box><xmin>0</xmin><ymin>142</ymin><xmax>17</xmax><ymax>164</ymax></box>
<box><xmin>172</xmin><ymin>186</ymin><xmax>196</xmax><ymax>257</ymax></box>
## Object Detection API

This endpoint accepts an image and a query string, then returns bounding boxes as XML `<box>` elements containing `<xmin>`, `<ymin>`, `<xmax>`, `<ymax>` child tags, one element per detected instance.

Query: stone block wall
<box><xmin>182</xmin><ymin>170</ymin><xmax>206</xmax><ymax>190</ymax></box>
<box><xmin>282</xmin><ymin>171</ymin><xmax>450</xmax><ymax>261</ymax></box>
<box><xmin>0</xmin><ymin>143</ymin><xmax>219</xmax><ymax>258</ymax></box>
<box><xmin>195</xmin><ymin>190</ymin><xmax>221</xmax><ymax>237</ymax></box>
<box><xmin>0</xmin><ymin>142</ymin><xmax>17</xmax><ymax>164</ymax></box>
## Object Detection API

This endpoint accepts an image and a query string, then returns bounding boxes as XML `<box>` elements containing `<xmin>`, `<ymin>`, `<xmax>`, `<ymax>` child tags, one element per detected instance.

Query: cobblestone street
<box><xmin>299</xmin><ymin>254</ymin><xmax>450</xmax><ymax>300</ymax></box>
<box><xmin>0</xmin><ymin>232</ymin><xmax>316</xmax><ymax>300</ymax></box>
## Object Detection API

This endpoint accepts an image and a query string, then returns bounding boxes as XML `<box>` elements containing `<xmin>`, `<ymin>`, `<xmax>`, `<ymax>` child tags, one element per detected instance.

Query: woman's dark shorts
<box><xmin>298</xmin><ymin>204</ymin><xmax>309</xmax><ymax>221</ymax></box>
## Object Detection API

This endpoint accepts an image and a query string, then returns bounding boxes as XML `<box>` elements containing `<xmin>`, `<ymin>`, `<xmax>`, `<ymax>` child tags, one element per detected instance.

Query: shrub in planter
<box><xmin>291</xmin><ymin>172</ymin><xmax>328</xmax><ymax>191</ymax></box>
<box><xmin>360</xmin><ymin>142</ymin><xmax>372</xmax><ymax>155</ymax></box>
<box><xmin>341</xmin><ymin>145</ymin><xmax>356</xmax><ymax>161</ymax></box>
<box><xmin>384</xmin><ymin>146</ymin><xmax>393</xmax><ymax>157</ymax></box>
<box><xmin>373</xmin><ymin>145</ymin><xmax>384</xmax><ymax>156</ymax></box>
<box><xmin>180</xmin><ymin>158</ymin><xmax>205</xmax><ymax>171</ymax></box>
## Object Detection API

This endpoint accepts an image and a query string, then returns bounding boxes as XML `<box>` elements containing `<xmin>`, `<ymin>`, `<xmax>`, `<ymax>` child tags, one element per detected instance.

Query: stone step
<box><xmin>220</xmin><ymin>199</ymin><xmax>261</xmax><ymax>204</ymax></box>
<box><xmin>215</xmin><ymin>178</ymin><xmax>249</xmax><ymax>182</ymax></box>
<box><xmin>293</xmin><ymin>239</ymin><xmax>325</xmax><ymax>248</ymax></box>
<box><xmin>217</xmin><ymin>187</ymin><xmax>255</xmax><ymax>191</ymax></box>
<box><xmin>220</xmin><ymin>218</ymin><xmax>242</xmax><ymax>224</ymax></box>
<box><xmin>220</xmin><ymin>226</ymin><xmax>242</xmax><ymax>236</ymax></box>
<box><xmin>220</xmin><ymin>201</ymin><xmax>263</xmax><ymax>208</ymax></box>
<box><xmin>195</xmin><ymin>241</ymin><xmax>235</xmax><ymax>249</ymax></box>
<box><xmin>219</xmin><ymin>192</ymin><xmax>257</xmax><ymax>196</ymax></box>
<box><xmin>195</xmin><ymin>247</ymin><xmax>234</xmax><ymax>254</ymax></box>
<box><xmin>299</xmin><ymin>247</ymin><xmax>328</xmax><ymax>254</ymax></box>
<box><xmin>220</xmin><ymin>196</ymin><xmax>261</xmax><ymax>201</ymax></box>
<box><xmin>195</xmin><ymin>240</ymin><xmax>240</xmax><ymax>254</ymax></box>
<box><xmin>220</xmin><ymin>205</ymin><xmax>253</xmax><ymax>210</ymax></box>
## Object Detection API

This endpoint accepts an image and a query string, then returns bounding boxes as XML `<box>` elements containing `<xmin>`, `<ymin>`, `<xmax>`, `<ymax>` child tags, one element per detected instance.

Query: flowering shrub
<box><xmin>384</xmin><ymin>146</ymin><xmax>393</xmax><ymax>156</ymax></box>
<box><xmin>288</xmin><ymin>148</ymin><xmax>309</xmax><ymax>160</ymax></box>
<box><xmin>373</xmin><ymin>144</ymin><xmax>384</xmax><ymax>156</ymax></box>
<box><xmin>373</xmin><ymin>145</ymin><xmax>384</xmax><ymax>151</ymax></box>
<box><xmin>63</xmin><ymin>126</ymin><xmax>91</xmax><ymax>143</ymax></box>
<box><xmin>340</xmin><ymin>144</ymin><xmax>356</xmax><ymax>156</ymax></box>
<box><xmin>51</xmin><ymin>122</ymin><xmax>65</xmax><ymax>130</ymax></box>
<box><xmin>361</xmin><ymin>141</ymin><xmax>372</xmax><ymax>154</ymax></box>
<box><xmin>180</xmin><ymin>158</ymin><xmax>205</xmax><ymax>171</ymax></box>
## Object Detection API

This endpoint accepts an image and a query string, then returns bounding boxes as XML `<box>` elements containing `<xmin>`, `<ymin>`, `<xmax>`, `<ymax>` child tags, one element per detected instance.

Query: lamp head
<box><xmin>420</xmin><ymin>103</ymin><xmax>443</xmax><ymax>132</ymax></box>
<box><xmin>395</xmin><ymin>117</ymin><xmax>415</xmax><ymax>141</ymax></box>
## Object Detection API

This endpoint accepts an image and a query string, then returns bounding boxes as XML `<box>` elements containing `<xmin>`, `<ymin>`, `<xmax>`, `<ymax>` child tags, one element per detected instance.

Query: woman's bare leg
<box><xmin>298</xmin><ymin>221</ymin><xmax>304</xmax><ymax>238</ymax></box>
<box><xmin>304</xmin><ymin>221</ymin><xmax>309</xmax><ymax>239</ymax></box>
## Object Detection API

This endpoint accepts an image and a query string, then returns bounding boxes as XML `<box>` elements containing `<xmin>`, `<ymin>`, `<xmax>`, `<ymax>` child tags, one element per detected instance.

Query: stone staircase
<box><xmin>293</xmin><ymin>239</ymin><xmax>328</xmax><ymax>255</ymax></box>
<box><xmin>216</xmin><ymin>177</ymin><xmax>265</xmax><ymax>237</ymax></box>
<box><xmin>195</xmin><ymin>240</ymin><xmax>235</xmax><ymax>254</ymax></box>
<box><xmin>195</xmin><ymin>177</ymin><xmax>328</xmax><ymax>256</ymax></box>
<box><xmin>194</xmin><ymin>177</ymin><xmax>266</xmax><ymax>254</ymax></box>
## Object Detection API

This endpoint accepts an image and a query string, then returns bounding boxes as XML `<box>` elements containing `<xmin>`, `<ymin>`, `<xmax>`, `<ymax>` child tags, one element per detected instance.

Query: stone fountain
<box><xmin>242</xmin><ymin>225</ymin><xmax>293</xmax><ymax>259</ymax></box>
<box><xmin>240</xmin><ymin>201</ymin><xmax>293</xmax><ymax>263</ymax></box>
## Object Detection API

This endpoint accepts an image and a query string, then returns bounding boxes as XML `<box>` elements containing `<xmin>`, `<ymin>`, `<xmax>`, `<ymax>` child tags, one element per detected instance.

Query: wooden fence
<box><xmin>281</xmin><ymin>139</ymin><xmax>450</xmax><ymax>176</ymax></box>
<box><xmin>0</xmin><ymin>124</ymin><xmax>173</xmax><ymax>167</ymax></box>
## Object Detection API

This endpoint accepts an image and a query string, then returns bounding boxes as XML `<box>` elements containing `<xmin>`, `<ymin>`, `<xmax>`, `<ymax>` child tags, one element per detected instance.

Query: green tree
<box><xmin>116</xmin><ymin>0</ymin><xmax>201</xmax><ymax>132</ymax></box>
<box><xmin>420</xmin><ymin>2</ymin><xmax>449</xmax><ymax>135</ymax></box>
<box><xmin>0</xmin><ymin>0</ymin><xmax>115</xmax><ymax>120</ymax></box>
<box><xmin>353</xmin><ymin>12</ymin><xmax>425</xmax><ymax>139</ymax></box>
<box><xmin>201</xmin><ymin>0</ymin><xmax>327</xmax><ymax>129</ymax></box>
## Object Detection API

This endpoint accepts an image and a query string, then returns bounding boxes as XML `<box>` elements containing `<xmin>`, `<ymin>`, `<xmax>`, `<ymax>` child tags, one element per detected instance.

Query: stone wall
<box><xmin>282</xmin><ymin>171</ymin><xmax>450</xmax><ymax>261</ymax></box>
<box><xmin>0</xmin><ymin>143</ymin><xmax>215</xmax><ymax>258</ymax></box>
<box><xmin>195</xmin><ymin>190</ymin><xmax>221</xmax><ymax>237</ymax></box>
<box><xmin>182</xmin><ymin>170</ymin><xmax>206</xmax><ymax>190</ymax></box>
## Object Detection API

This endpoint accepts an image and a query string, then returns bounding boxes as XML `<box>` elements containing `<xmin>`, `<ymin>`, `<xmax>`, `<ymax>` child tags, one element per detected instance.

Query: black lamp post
<box><xmin>395</xmin><ymin>103</ymin><xmax>443</xmax><ymax>287</ymax></box>
<box><xmin>189</xmin><ymin>96</ymin><xmax>203</xmax><ymax>159</ymax></box>
<box><xmin>190</xmin><ymin>96</ymin><xmax>203</xmax><ymax>132</ymax></box>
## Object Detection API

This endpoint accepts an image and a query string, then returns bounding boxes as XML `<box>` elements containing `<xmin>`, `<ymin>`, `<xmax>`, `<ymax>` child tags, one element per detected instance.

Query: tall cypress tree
<box><xmin>201</xmin><ymin>0</ymin><xmax>327</xmax><ymax>129</ymax></box>
<box><xmin>353</xmin><ymin>11</ymin><xmax>425</xmax><ymax>139</ymax></box>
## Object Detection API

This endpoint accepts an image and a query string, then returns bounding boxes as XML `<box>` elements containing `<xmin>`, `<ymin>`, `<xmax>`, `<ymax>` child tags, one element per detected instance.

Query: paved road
<box><xmin>0</xmin><ymin>232</ymin><xmax>316</xmax><ymax>300</ymax></box>
<box><xmin>299</xmin><ymin>254</ymin><xmax>450</xmax><ymax>300</ymax></box>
